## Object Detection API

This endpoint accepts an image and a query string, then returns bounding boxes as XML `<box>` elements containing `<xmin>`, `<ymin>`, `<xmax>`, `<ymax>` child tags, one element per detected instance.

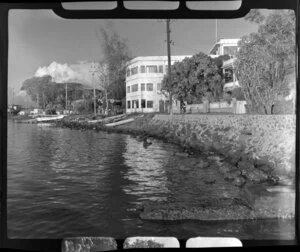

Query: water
<box><xmin>7</xmin><ymin>120</ymin><xmax>295</xmax><ymax>240</ymax></box>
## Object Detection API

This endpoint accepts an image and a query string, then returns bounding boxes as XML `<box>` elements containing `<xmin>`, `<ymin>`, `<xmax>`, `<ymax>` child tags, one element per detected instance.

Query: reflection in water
<box><xmin>123</xmin><ymin>136</ymin><xmax>170</xmax><ymax>202</ymax></box>
<box><xmin>7</xmin><ymin>121</ymin><xmax>295</xmax><ymax>239</ymax></box>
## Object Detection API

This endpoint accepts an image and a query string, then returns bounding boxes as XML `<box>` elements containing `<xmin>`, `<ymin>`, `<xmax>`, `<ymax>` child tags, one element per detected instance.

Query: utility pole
<box><xmin>89</xmin><ymin>61</ymin><xmax>97</xmax><ymax>117</ymax></box>
<box><xmin>65</xmin><ymin>82</ymin><xmax>68</xmax><ymax>112</ymax></box>
<box><xmin>166</xmin><ymin>19</ymin><xmax>172</xmax><ymax>115</ymax></box>
<box><xmin>12</xmin><ymin>87</ymin><xmax>14</xmax><ymax>105</ymax></box>
<box><xmin>215</xmin><ymin>19</ymin><xmax>218</xmax><ymax>44</ymax></box>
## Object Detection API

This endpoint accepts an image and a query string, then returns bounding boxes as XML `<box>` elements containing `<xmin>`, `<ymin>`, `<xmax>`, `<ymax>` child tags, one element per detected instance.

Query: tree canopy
<box><xmin>235</xmin><ymin>10</ymin><xmax>295</xmax><ymax>114</ymax></box>
<box><xmin>21</xmin><ymin>75</ymin><xmax>93</xmax><ymax>111</ymax></box>
<box><xmin>98</xmin><ymin>27</ymin><xmax>132</xmax><ymax>101</ymax></box>
<box><xmin>161</xmin><ymin>52</ymin><xmax>223</xmax><ymax>104</ymax></box>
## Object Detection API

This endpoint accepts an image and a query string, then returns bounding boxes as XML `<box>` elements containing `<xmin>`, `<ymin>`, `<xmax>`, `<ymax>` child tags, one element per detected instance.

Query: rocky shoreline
<box><xmin>54</xmin><ymin>113</ymin><xmax>295</xmax><ymax>221</ymax></box>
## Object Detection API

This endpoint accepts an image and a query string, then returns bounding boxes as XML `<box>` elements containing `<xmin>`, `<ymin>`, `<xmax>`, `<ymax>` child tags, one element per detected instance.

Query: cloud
<box><xmin>16</xmin><ymin>90</ymin><xmax>27</xmax><ymax>97</ymax></box>
<box><xmin>34</xmin><ymin>61</ymin><xmax>103</xmax><ymax>88</ymax></box>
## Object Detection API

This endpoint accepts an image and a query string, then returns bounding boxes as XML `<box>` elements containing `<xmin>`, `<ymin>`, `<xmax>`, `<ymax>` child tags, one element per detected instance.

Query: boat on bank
<box><xmin>105</xmin><ymin>118</ymin><xmax>135</xmax><ymax>127</ymax></box>
<box><xmin>36</xmin><ymin>115</ymin><xmax>65</xmax><ymax>122</ymax></box>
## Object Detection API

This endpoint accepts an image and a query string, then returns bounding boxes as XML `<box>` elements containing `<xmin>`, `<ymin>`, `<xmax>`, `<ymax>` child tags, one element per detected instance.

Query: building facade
<box><xmin>209</xmin><ymin>38</ymin><xmax>241</xmax><ymax>91</ymax></box>
<box><xmin>125</xmin><ymin>55</ymin><xmax>192</xmax><ymax>113</ymax></box>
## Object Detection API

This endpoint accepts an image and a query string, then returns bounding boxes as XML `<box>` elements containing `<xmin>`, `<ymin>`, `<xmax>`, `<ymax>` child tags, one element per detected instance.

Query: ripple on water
<box><xmin>7</xmin><ymin>121</ymin><xmax>295</xmax><ymax>240</ymax></box>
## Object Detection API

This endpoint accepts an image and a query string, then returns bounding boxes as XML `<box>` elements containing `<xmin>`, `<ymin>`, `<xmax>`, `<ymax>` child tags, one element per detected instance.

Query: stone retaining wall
<box><xmin>149</xmin><ymin>114</ymin><xmax>296</xmax><ymax>178</ymax></box>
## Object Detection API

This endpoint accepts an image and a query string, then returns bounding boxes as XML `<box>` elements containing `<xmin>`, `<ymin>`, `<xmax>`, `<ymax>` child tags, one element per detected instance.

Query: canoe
<box><xmin>36</xmin><ymin>115</ymin><xmax>65</xmax><ymax>122</ymax></box>
<box><xmin>87</xmin><ymin>114</ymin><xmax>126</xmax><ymax>123</ymax></box>
<box><xmin>105</xmin><ymin>118</ymin><xmax>134</xmax><ymax>127</ymax></box>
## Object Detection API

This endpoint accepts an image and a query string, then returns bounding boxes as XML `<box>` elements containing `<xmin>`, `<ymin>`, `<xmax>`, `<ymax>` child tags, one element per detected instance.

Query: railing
<box><xmin>185</xmin><ymin>99</ymin><xmax>247</xmax><ymax>114</ymax></box>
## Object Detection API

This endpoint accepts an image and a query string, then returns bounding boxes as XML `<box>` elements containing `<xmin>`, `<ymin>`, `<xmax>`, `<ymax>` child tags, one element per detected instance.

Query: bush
<box><xmin>45</xmin><ymin>108</ymin><xmax>56</xmax><ymax>115</ymax></box>
<box><xmin>232</xmin><ymin>87</ymin><xmax>245</xmax><ymax>101</ymax></box>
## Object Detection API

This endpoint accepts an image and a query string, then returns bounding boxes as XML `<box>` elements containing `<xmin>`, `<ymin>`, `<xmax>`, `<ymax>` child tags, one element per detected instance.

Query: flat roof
<box><xmin>208</xmin><ymin>38</ymin><xmax>240</xmax><ymax>55</ymax></box>
<box><xmin>126</xmin><ymin>55</ymin><xmax>192</xmax><ymax>66</ymax></box>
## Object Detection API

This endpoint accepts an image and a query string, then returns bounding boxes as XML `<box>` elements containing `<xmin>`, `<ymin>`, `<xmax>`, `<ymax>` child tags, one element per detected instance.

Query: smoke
<box><xmin>35</xmin><ymin>61</ymin><xmax>102</xmax><ymax>87</ymax></box>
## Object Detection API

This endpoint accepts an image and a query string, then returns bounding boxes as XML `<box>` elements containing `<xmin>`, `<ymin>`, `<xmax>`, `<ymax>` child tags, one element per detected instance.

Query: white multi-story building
<box><xmin>208</xmin><ymin>38</ymin><xmax>240</xmax><ymax>58</ymax></box>
<box><xmin>125</xmin><ymin>55</ymin><xmax>192</xmax><ymax>113</ymax></box>
<box><xmin>209</xmin><ymin>38</ymin><xmax>241</xmax><ymax>91</ymax></box>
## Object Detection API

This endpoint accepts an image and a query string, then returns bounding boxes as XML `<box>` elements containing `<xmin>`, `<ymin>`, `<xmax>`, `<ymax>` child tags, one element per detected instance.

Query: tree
<box><xmin>244</xmin><ymin>9</ymin><xmax>265</xmax><ymax>24</ymax></box>
<box><xmin>96</xmin><ymin>61</ymin><xmax>110</xmax><ymax>114</ymax></box>
<box><xmin>21</xmin><ymin>75</ymin><xmax>86</xmax><ymax>111</ymax></box>
<box><xmin>235</xmin><ymin>10</ymin><xmax>295</xmax><ymax>114</ymax></box>
<box><xmin>98</xmin><ymin>27</ymin><xmax>132</xmax><ymax>101</ymax></box>
<box><xmin>21</xmin><ymin>75</ymin><xmax>53</xmax><ymax>109</ymax></box>
<box><xmin>161</xmin><ymin>52</ymin><xmax>223</xmax><ymax>104</ymax></box>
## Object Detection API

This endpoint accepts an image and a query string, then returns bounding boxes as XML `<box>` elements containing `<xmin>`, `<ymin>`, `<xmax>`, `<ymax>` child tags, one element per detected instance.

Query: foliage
<box><xmin>98</xmin><ymin>27</ymin><xmax>132</xmax><ymax>101</ymax></box>
<box><xmin>232</xmin><ymin>87</ymin><xmax>245</xmax><ymax>101</ymax></box>
<box><xmin>161</xmin><ymin>52</ymin><xmax>223</xmax><ymax>104</ymax></box>
<box><xmin>21</xmin><ymin>75</ymin><xmax>88</xmax><ymax>110</ymax></box>
<box><xmin>235</xmin><ymin>10</ymin><xmax>295</xmax><ymax>114</ymax></box>
<box><xmin>244</xmin><ymin>9</ymin><xmax>265</xmax><ymax>24</ymax></box>
<box><xmin>21</xmin><ymin>75</ymin><xmax>53</xmax><ymax>109</ymax></box>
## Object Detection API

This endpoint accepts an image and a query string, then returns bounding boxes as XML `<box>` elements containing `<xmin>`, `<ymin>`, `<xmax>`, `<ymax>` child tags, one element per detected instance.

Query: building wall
<box><xmin>126</xmin><ymin>56</ymin><xmax>191</xmax><ymax>113</ymax></box>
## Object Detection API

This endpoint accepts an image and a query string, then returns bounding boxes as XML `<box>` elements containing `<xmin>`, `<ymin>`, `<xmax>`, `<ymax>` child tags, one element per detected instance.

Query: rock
<box><xmin>203</xmin><ymin>177</ymin><xmax>216</xmax><ymax>185</ymax></box>
<box><xmin>224</xmin><ymin>169</ymin><xmax>241</xmax><ymax>181</ymax></box>
<box><xmin>238</xmin><ymin>160</ymin><xmax>255</xmax><ymax>170</ymax></box>
<box><xmin>229</xmin><ymin>155</ymin><xmax>242</xmax><ymax>165</ymax></box>
<box><xmin>241</xmin><ymin>168</ymin><xmax>269</xmax><ymax>183</ymax></box>
<box><xmin>219</xmin><ymin>162</ymin><xmax>236</xmax><ymax>175</ymax></box>
<box><xmin>256</xmin><ymin>164</ymin><xmax>272</xmax><ymax>173</ymax></box>
<box><xmin>196</xmin><ymin>160</ymin><xmax>210</xmax><ymax>169</ymax></box>
<box><xmin>267</xmin><ymin>175</ymin><xmax>280</xmax><ymax>185</ymax></box>
<box><xmin>179</xmin><ymin>165</ymin><xmax>191</xmax><ymax>171</ymax></box>
<box><xmin>233</xmin><ymin>176</ymin><xmax>246</xmax><ymax>187</ymax></box>
<box><xmin>143</xmin><ymin>140</ymin><xmax>152</xmax><ymax>148</ymax></box>
<box><xmin>175</xmin><ymin>152</ymin><xmax>189</xmax><ymax>157</ymax></box>
<box><xmin>139</xmin><ymin>202</ymin><xmax>255</xmax><ymax>221</ymax></box>
<box><xmin>266</xmin><ymin>186</ymin><xmax>295</xmax><ymax>193</ymax></box>
<box><xmin>278</xmin><ymin>175</ymin><xmax>294</xmax><ymax>186</ymax></box>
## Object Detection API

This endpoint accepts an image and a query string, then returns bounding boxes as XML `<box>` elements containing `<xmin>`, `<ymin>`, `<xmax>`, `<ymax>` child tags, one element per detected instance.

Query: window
<box><xmin>146</xmin><ymin>83</ymin><xmax>153</xmax><ymax>91</ymax></box>
<box><xmin>141</xmin><ymin>99</ymin><xmax>146</xmax><ymax>108</ymax></box>
<box><xmin>147</xmin><ymin>100</ymin><xmax>153</xmax><ymax>108</ymax></box>
<box><xmin>159</xmin><ymin>65</ymin><xmax>163</xmax><ymax>73</ymax></box>
<box><xmin>141</xmin><ymin>83</ymin><xmax>145</xmax><ymax>91</ymax></box>
<box><xmin>132</xmin><ymin>84</ymin><xmax>138</xmax><ymax>92</ymax></box>
<box><xmin>146</xmin><ymin>65</ymin><xmax>158</xmax><ymax>73</ymax></box>
<box><xmin>127</xmin><ymin>101</ymin><xmax>131</xmax><ymax>109</ymax></box>
<box><xmin>224</xmin><ymin>69</ymin><xmax>233</xmax><ymax>83</ymax></box>
<box><xmin>223</xmin><ymin>46</ymin><xmax>238</xmax><ymax>56</ymax></box>
<box><xmin>127</xmin><ymin>86</ymin><xmax>130</xmax><ymax>93</ymax></box>
<box><xmin>131</xmin><ymin>100</ymin><xmax>139</xmax><ymax>109</ymax></box>
<box><xmin>131</xmin><ymin>66</ymin><xmax>138</xmax><ymax>75</ymax></box>
<box><xmin>126</xmin><ymin>68</ymin><xmax>130</xmax><ymax>77</ymax></box>
<box><xmin>140</xmin><ymin>65</ymin><xmax>145</xmax><ymax>73</ymax></box>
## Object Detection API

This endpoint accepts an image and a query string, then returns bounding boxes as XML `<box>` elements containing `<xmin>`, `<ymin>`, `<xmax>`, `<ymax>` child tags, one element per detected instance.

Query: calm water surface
<box><xmin>7</xmin><ymin>120</ymin><xmax>295</xmax><ymax>239</ymax></box>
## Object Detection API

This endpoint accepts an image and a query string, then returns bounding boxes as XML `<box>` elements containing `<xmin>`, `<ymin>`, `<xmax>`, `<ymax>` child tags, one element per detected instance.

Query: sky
<box><xmin>8</xmin><ymin>7</ymin><xmax>269</xmax><ymax>105</ymax></box>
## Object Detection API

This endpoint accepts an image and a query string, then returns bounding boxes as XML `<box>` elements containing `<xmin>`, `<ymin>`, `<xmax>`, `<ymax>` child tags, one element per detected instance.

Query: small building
<box><xmin>208</xmin><ymin>38</ymin><xmax>241</xmax><ymax>92</ymax></box>
<box><xmin>125</xmin><ymin>55</ymin><xmax>192</xmax><ymax>114</ymax></box>
<box><xmin>208</xmin><ymin>38</ymin><xmax>240</xmax><ymax>58</ymax></box>
<box><xmin>222</xmin><ymin>57</ymin><xmax>240</xmax><ymax>91</ymax></box>
<box><xmin>30</xmin><ymin>108</ymin><xmax>43</xmax><ymax>114</ymax></box>
<box><xmin>8</xmin><ymin>104</ymin><xmax>22</xmax><ymax>114</ymax></box>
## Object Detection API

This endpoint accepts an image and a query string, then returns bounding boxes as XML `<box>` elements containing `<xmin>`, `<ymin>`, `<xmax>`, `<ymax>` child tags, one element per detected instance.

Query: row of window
<box><xmin>127</xmin><ymin>83</ymin><xmax>162</xmax><ymax>93</ymax></box>
<box><xmin>127</xmin><ymin>99</ymin><xmax>153</xmax><ymax>109</ymax></box>
<box><xmin>126</xmin><ymin>65</ymin><xmax>168</xmax><ymax>76</ymax></box>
